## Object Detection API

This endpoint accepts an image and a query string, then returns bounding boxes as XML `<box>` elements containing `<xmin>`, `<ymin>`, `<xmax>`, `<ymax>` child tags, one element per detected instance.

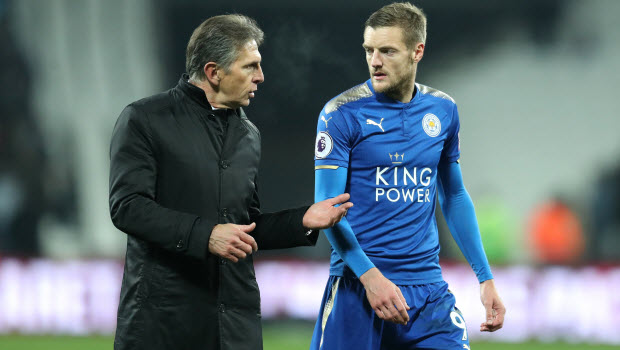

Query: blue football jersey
<box><xmin>315</xmin><ymin>79</ymin><xmax>460</xmax><ymax>284</ymax></box>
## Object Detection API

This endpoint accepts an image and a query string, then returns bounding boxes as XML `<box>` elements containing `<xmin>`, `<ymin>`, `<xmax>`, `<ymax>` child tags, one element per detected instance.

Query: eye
<box><xmin>245</xmin><ymin>63</ymin><xmax>260</xmax><ymax>70</ymax></box>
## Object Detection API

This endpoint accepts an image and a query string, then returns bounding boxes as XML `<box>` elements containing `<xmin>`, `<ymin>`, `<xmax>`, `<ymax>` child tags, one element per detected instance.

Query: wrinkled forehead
<box><xmin>234</xmin><ymin>40</ymin><xmax>262</xmax><ymax>64</ymax></box>
<box><xmin>363</xmin><ymin>26</ymin><xmax>407</xmax><ymax>48</ymax></box>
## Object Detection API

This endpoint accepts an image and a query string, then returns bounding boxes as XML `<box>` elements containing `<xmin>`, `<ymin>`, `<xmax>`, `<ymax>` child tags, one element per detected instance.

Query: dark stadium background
<box><xmin>1</xmin><ymin>0</ymin><xmax>619</xmax><ymax>348</ymax></box>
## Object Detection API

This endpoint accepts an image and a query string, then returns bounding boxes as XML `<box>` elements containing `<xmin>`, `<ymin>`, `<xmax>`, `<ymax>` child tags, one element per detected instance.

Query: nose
<box><xmin>370</xmin><ymin>51</ymin><xmax>382</xmax><ymax>68</ymax></box>
<box><xmin>254</xmin><ymin>65</ymin><xmax>264</xmax><ymax>84</ymax></box>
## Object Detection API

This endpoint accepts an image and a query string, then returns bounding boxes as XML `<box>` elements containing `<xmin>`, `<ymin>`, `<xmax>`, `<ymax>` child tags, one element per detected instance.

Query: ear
<box><xmin>413</xmin><ymin>43</ymin><xmax>425</xmax><ymax>63</ymax></box>
<box><xmin>204</xmin><ymin>62</ymin><xmax>220</xmax><ymax>86</ymax></box>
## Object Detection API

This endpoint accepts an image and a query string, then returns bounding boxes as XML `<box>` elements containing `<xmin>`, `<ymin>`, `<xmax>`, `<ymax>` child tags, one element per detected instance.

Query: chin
<box><xmin>371</xmin><ymin>80</ymin><xmax>390</xmax><ymax>93</ymax></box>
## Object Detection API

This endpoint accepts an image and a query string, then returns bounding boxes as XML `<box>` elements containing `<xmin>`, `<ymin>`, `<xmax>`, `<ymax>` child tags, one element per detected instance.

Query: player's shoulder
<box><xmin>323</xmin><ymin>81</ymin><xmax>375</xmax><ymax>116</ymax></box>
<box><xmin>416</xmin><ymin>83</ymin><xmax>456</xmax><ymax>108</ymax></box>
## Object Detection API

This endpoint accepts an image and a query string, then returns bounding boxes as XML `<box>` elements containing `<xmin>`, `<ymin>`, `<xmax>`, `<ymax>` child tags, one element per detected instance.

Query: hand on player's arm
<box><xmin>479</xmin><ymin>279</ymin><xmax>505</xmax><ymax>332</ymax></box>
<box><xmin>208</xmin><ymin>223</ymin><xmax>258</xmax><ymax>262</ymax></box>
<box><xmin>303</xmin><ymin>193</ymin><xmax>353</xmax><ymax>229</ymax></box>
<box><xmin>360</xmin><ymin>267</ymin><xmax>410</xmax><ymax>325</ymax></box>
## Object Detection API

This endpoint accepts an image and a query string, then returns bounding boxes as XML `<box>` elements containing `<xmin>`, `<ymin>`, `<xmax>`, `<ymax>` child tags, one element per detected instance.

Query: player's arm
<box><xmin>316</xmin><ymin>167</ymin><xmax>410</xmax><ymax>325</ymax></box>
<box><xmin>437</xmin><ymin>161</ymin><xmax>506</xmax><ymax>332</ymax></box>
<box><xmin>315</xmin><ymin>167</ymin><xmax>373</xmax><ymax>276</ymax></box>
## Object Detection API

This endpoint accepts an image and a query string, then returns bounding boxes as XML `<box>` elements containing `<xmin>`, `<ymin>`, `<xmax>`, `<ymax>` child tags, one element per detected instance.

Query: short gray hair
<box><xmin>365</xmin><ymin>2</ymin><xmax>427</xmax><ymax>48</ymax></box>
<box><xmin>186</xmin><ymin>14</ymin><xmax>264</xmax><ymax>81</ymax></box>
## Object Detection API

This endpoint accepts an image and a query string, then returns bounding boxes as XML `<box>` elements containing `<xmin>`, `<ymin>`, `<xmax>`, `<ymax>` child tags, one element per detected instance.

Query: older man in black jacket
<box><xmin>109</xmin><ymin>14</ymin><xmax>352</xmax><ymax>350</ymax></box>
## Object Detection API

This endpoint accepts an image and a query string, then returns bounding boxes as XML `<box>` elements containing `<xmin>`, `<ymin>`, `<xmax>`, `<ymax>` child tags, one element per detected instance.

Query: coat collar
<box><xmin>177</xmin><ymin>73</ymin><xmax>216</xmax><ymax>110</ymax></box>
<box><xmin>177</xmin><ymin>74</ymin><xmax>247</xmax><ymax>120</ymax></box>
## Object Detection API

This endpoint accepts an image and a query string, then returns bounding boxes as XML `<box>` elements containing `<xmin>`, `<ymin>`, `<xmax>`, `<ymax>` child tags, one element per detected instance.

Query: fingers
<box><xmin>479</xmin><ymin>321</ymin><xmax>503</xmax><ymax>332</ymax></box>
<box><xmin>379</xmin><ymin>305</ymin><xmax>395</xmax><ymax>322</ymax></box>
<box><xmin>325</xmin><ymin>193</ymin><xmax>350</xmax><ymax>205</ymax></box>
<box><xmin>484</xmin><ymin>302</ymin><xmax>494</xmax><ymax>326</ymax></box>
<box><xmin>340</xmin><ymin>202</ymin><xmax>354</xmax><ymax>210</ymax></box>
<box><xmin>362</xmin><ymin>271</ymin><xmax>409</xmax><ymax>326</ymax></box>
<box><xmin>239</xmin><ymin>222</ymin><xmax>257</xmax><ymax>233</ymax></box>
<box><xmin>394</xmin><ymin>288</ymin><xmax>410</xmax><ymax>324</ymax></box>
<box><xmin>379</xmin><ymin>305</ymin><xmax>404</xmax><ymax>325</ymax></box>
<box><xmin>392</xmin><ymin>300</ymin><xmax>409</xmax><ymax>325</ymax></box>
<box><xmin>480</xmin><ymin>305</ymin><xmax>505</xmax><ymax>332</ymax></box>
<box><xmin>303</xmin><ymin>194</ymin><xmax>355</xmax><ymax>229</ymax></box>
<box><xmin>235</xmin><ymin>237</ymin><xmax>254</xmax><ymax>255</ymax></box>
<box><xmin>224</xmin><ymin>255</ymin><xmax>239</xmax><ymax>263</ymax></box>
<box><xmin>220</xmin><ymin>241</ymin><xmax>250</xmax><ymax>263</ymax></box>
<box><xmin>231</xmin><ymin>246</ymin><xmax>248</xmax><ymax>259</ymax></box>
<box><xmin>479</xmin><ymin>279</ymin><xmax>505</xmax><ymax>332</ymax></box>
<box><xmin>334</xmin><ymin>203</ymin><xmax>352</xmax><ymax>219</ymax></box>
<box><xmin>332</xmin><ymin>202</ymin><xmax>353</xmax><ymax>224</ymax></box>
<box><xmin>209</xmin><ymin>223</ymin><xmax>258</xmax><ymax>262</ymax></box>
<box><xmin>377</xmin><ymin>303</ymin><xmax>407</xmax><ymax>325</ymax></box>
<box><xmin>494</xmin><ymin>306</ymin><xmax>505</xmax><ymax>328</ymax></box>
<box><xmin>395</xmin><ymin>286</ymin><xmax>410</xmax><ymax>310</ymax></box>
<box><xmin>373</xmin><ymin>291</ymin><xmax>410</xmax><ymax>325</ymax></box>
<box><xmin>490</xmin><ymin>304</ymin><xmax>506</xmax><ymax>331</ymax></box>
<box><xmin>239</xmin><ymin>231</ymin><xmax>258</xmax><ymax>252</ymax></box>
<box><xmin>232</xmin><ymin>223</ymin><xmax>258</xmax><ymax>253</ymax></box>
<box><xmin>375</xmin><ymin>308</ymin><xmax>387</xmax><ymax>320</ymax></box>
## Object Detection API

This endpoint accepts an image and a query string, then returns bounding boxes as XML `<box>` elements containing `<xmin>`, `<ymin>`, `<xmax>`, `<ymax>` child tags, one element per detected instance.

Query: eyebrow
<box><xmin>362</xmin><ymin>44</ymin><xmax>398</xmax><ymax>50</ymax></box>
<box><xmin>243</xmin><ymin>60</ymin><xmax>261</xmax><ymax>67</ymax></box>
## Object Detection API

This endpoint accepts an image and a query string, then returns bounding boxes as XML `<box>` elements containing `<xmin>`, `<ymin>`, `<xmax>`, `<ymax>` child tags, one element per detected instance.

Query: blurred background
<box><xmin>1</xmin><ymin>0</ymin><xmax>619</xmax><ymax>348</ymax></box>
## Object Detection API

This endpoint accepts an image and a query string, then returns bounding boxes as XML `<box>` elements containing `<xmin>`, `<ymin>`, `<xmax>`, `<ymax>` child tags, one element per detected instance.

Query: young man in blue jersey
<box><xmin>310</xmin><ymin>3</ymin><xmax>506</xmax><ymax>349</ymax></box>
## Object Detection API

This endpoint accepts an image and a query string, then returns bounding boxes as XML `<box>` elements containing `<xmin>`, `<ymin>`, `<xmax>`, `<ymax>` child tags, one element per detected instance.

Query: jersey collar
<box><xmin>366</xmin><ymin>79</ymin><xmax>420</xmax><ymax>106</ymax></box>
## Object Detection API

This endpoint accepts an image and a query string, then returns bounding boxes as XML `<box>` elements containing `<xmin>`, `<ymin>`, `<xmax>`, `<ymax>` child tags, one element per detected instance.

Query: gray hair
<box><xmin>365</xmin><ymin>2</ymin><xmax>427</xmax><ymax>48</ymax></box>
<box><xmin>186</xmin><ymin>14</ymin><xmax>264</xmax><ymax>81</ymax></box>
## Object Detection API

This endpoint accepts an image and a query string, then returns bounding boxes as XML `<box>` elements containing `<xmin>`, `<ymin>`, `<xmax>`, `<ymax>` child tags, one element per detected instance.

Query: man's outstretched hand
<box><xmin>303</xmin><ymin>193</ymin><xmax>354</xmax><ymax>230</ymax></box>
<box><xmin>479</xmin><ymin>279</ymin><xmax>506</xmax><ymax>332</ymax></box>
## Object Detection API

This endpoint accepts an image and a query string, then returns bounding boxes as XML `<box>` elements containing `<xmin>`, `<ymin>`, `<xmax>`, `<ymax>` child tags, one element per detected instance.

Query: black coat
<box><xmin>109</xmin><ymin>75</ymin><xmax>317</xmax><ymax>350</ymax></box>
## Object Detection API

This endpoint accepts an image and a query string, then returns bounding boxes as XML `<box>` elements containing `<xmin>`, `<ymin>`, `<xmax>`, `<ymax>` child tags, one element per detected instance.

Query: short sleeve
<box><xmin>441</xmin><ymin>103</ymin><xmax>461</xmax><ymax>163</ymax></box>
<box><xmin>314</xmin><ymin>108</ymin><xmax>356</xmax><ymax>168</ymax></box>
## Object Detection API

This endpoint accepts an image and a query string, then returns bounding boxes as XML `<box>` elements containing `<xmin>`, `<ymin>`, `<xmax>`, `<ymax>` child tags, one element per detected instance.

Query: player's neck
<box><xmin>386</xmin><ymin>78</ymin><xmax>416</xmax><ymax>103</ymax></box>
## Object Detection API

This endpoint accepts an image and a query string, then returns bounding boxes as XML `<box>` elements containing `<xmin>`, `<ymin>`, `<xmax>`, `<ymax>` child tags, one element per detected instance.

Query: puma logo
<box><xmin>321</xmin><ymin>115</ymin><xmax>332</xmax><ymax>128</ymax></box>
<box><xmin>366</xmin><ymin>118</ymin><xmax>385</xmax><ymax>132</ymax></box>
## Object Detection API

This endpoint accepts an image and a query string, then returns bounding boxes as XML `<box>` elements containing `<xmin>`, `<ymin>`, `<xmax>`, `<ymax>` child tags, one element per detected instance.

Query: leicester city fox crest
<box><xmin>422</xmin><ymin>113</ymin><xmax>441</xmax><ymax>137</ymax></box>
<box><xmin>315</xmin><ymin>132</ymin><xmax>333</xmax><ymax>159</ymax></box>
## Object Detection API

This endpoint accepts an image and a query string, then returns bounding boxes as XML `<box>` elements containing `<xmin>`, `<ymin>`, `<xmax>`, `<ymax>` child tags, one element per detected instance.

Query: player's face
<box><xmin>363</xmin><ymin>26</ymin><xmax>419</xmax><ymax>99</ymax></box>
<box><xmin>218</xmin><ymin>40</ymin><xmax>265</xmax><ymax>108</ymax></box>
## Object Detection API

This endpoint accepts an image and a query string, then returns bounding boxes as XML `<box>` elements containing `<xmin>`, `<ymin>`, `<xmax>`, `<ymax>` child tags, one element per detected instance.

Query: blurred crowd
<box><xmin>1</xmin><ymin>0</ymin><xmax>619</xmax><ymax>265</ymax></box>
<box><xmin>0</xmin><ymin>12</ymin><xmax>75</xmax><ymax>257</ymax></box>
<box><xmin>0</xmin><ymin>13</ymin><xmax>46</xmax><ymax>256</ymax></box>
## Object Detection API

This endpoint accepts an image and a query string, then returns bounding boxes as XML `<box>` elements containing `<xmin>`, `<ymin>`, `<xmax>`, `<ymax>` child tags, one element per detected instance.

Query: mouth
<box><xmin>249</xmin><ymin>90</ymin><xmax>256</xmax><ymax>98</ymax></box>
<box><xmin>373</xmin><ymin>72</ymin><xmax>387</xmax><ymax>80</ymax></box>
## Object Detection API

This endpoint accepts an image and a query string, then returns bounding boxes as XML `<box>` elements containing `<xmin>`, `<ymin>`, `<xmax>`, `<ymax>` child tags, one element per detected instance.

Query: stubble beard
<box><xmin>371</xmin><ymin>60</ymin><xmax>416</xmax><ymax>101</ymax></box>
<box><xmin>382</xmin><ymin>73</ymin><xmax>414</xmax><ymax>101</ymax></box>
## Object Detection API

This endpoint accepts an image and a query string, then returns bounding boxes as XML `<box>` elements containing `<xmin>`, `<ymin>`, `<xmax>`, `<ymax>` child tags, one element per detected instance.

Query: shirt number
<box><xmin>450</xmin><ymin>310</ymin><xmax>468</xmax><ymax>341</ymax></box>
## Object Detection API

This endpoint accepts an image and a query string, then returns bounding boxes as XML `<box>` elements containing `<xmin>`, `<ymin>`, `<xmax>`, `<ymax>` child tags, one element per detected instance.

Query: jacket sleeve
<box><xmin>247</xmin><ymin>176</ymin><xmax>318</xmax><ymax>250</ymax></box>
<box><xmin>109</xmin><ymin>104</ymin><xmax>214</xmax><ymax>260</ymax></box>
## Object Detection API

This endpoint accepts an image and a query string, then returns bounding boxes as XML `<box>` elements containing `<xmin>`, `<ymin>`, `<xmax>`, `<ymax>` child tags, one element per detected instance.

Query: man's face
<box><xmin>363</xmin><ymin>26</ymin><xmax>417</xmax><ymax>97</ymax></box>
<box><xmin>218</xmin><ymin>40</ymin><xmax>264</xmax><ymax>108</ymax></box>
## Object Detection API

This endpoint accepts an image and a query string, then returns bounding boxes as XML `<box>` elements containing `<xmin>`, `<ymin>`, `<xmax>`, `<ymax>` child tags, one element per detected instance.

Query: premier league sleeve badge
<box><xmin>315</xmin><ymin>131</ymin><xmax>333</xmax><ymax>159</ymax></box>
